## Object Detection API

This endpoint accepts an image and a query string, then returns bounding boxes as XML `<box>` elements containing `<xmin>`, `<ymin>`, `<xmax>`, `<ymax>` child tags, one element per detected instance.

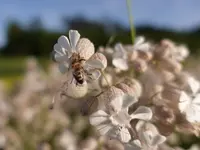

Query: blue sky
<box><xmin>1</xmin><ymin>0</ymin><xmax>200</xmax><ymax>46</ymax></box>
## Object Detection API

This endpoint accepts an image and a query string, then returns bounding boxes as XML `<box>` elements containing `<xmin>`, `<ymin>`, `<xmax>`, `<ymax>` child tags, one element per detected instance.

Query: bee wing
<box><xmin>84</xmin><ymin>69</ymin><xmax>101</xmax><ymax>82</ymax></box>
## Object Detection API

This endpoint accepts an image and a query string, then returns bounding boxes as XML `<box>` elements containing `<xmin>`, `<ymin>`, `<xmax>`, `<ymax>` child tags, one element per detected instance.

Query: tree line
<box><xmin>1</xmin><ymin>16</ymin><xmax>200</xmax><ymax>56</ymax></box>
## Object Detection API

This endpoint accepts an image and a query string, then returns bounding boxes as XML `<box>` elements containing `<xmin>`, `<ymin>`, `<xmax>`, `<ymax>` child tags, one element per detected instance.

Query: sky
<box><xmin>1</xmin><ymin>0</ymin><xmax>200</xmax><ymax>46</ymax></box>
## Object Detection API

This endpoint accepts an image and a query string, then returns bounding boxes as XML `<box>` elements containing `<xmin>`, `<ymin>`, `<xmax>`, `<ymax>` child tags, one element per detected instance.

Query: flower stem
<box><xmin>126</xmin><ymin>0</ymin><xmax>135</xmax><ymax>44</ymax></box>
<box><xmin>100</xmin><ymin>70</ymin><xmax>111</xmax><ymax>87</ymax></box>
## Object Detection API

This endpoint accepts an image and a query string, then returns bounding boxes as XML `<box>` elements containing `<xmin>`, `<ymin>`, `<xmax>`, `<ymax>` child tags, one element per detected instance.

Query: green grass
<box><xmin>0</xmin><ymin>56</ymin><xmax>50</xmax><ymax>89</ymax></box>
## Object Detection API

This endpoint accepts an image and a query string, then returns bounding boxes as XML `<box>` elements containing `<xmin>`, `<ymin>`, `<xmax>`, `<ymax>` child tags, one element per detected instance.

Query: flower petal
<box><xmin>58</xmin><ymin>35</ymin><xmax>71</xmax><ymax>51</ymax></box>
<box><xmin>114</xmin><ymin>43</ymin><xmax>127</xmax><ymax>58</ymax></box>
<box><xmin>179</xmin><ymin>91</ymin><xmax>191</xmax><ymax>112</ymax></box>
<box><xmin>131</xmin><ymin>106</ymin><xmax>152</xmax><ymax>121</ymax></box>
<box><xmin>110</xmin><ymin>97</ymin><xmax>123</xmax><ymax>113</ymax></box>
<box><xmin>151</xmin><ymin>134</ymin><xmax>166</xmax><ymax>146</ymax></box>
<box><xmin>69</xmin><ymin>30</ymin><xmax>80</xmax><ymax>51</ymax></box>
<box><xmin>188</xmin><ymin>77</ymin><xmax>200</xmax><ymax>94</ymax></box>
<box><xmin>134</xmin><ymin>36</ymin><xmax>145</xmax><ymax>47</ymax></box>
<box><xmin>136</xmin><ymin>43</ymin><xmax>150</xmax><ymax>51</ymax></box>
<box><xmin>112</xmin><ymin>58</ymin><xmax>128</xmax><ymax>70</ymax></box>
<box><xmin>54</xmin><ymin>43</ymin><xmax>64</xmax><ymax>54</ymax></box>
<box><xmin>89</xmin><ymin>110</ymin><xmax>109</xmax><ymax>126</ymax></box>
<box><xmin>85</xmin><ymin>59</ymin><xmax>105</xmax><ymax>69</ymax></box>
<box><xmin>119</xmin><ymin>127</ymin><xmax>131</xmax><ymax>143</ymax></box>
<box><xmin>58</xmin><ymin>63</ymin><xmax>68</xmax><ymax>74</ymax></box>
<box><xmin>54</xmin><ymin>52</ymin><xmax>68</xmax><ymax>62</ymax></box>
<box><xmin>96</xmin><ymin>124</ymin><xmax>113</xmax><ymax>135</ymax></box>
<box><xmin>122</xmin><ymin>95</ymin><xmax>138</xmax><ymax>109</ymax></box>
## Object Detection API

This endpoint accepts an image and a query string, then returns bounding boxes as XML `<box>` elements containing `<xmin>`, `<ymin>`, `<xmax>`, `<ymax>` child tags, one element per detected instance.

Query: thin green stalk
<box><xmin>126</xmin><ymin>0</ymin><xmax>135</xmax><ymax>44</ymax></box>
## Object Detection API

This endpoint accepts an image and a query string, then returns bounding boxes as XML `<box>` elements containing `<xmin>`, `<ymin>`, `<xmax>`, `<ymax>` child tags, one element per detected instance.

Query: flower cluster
<box><xmin>50</xmin><ymin>30</ymin><xmax>200</xmax><ymax>150</ymax></box>
<box><xmin>1</xmin><ymin>29</ymin><xmax>200</xmax><ymax>150</ymax></box>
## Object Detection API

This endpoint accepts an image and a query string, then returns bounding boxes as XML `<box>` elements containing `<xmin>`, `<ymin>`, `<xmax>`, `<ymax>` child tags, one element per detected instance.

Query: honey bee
<box><xmin>71</xmin><ymin>53</ymin><xmax>87</xmax><ymax>85</ymax></box>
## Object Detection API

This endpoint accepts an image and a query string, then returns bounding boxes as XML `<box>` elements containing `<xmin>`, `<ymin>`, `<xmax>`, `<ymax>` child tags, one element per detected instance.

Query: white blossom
<box><xmin>125</xmin><ymin>121</ymin><xmax>166</xmax><ymax>150</ymax></box>
<box><xmin>112</xmin><ymin>43</ymin><xmax>129</xmax><ymax>71</ymax></box>
<box><xmin>53</xmin><ymin>30</ymin><xmax>105</xmax><ymax>81</ymax></box>
<box><xmin>89</xmin><ymin>95</ymin><xmax>152</xmax><ymax>143</ymax></box>
<box><xmin>179</xmin><ymin>77</ymin><xmax>200</xmax><ymax>123</ymax></box>
<box><xmin>133</xmin><ymin>36</ymin><xmax>150</xmax><ymax>52</ymax></box>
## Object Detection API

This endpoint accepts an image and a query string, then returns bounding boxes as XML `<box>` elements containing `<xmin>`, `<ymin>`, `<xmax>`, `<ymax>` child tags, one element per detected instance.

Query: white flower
<box><xmin>179</xmin><ymin>77</ymin><xmax>200</xmax><ymax>123</ymax></box>
<box><xmin>125</xmin><ymin>121</ymin><xmax>166</xmax><ymax>150</ymax></box>
<box><xmin>133</xmin><ymin>36</ymin><xmax>150</xmax><ymax>52</ymax></box>
<box><xmin>89</xmin><ymin>95</ymin><xmax>152</xmax><ymax>143</ymax></box>
<box><xmin>112</xmin><ymin>43</ymin><xmax>129</xmax><ymax>71</ymax></box>
<box><xmin>172</xmin><ymin>45</ymin><xmax>189</xmax><ymax>62</ymax></box>
<box><xmin>53</xmin><ymin>30</ymin><xmax>105</xmax><ymax>81</ymax></box>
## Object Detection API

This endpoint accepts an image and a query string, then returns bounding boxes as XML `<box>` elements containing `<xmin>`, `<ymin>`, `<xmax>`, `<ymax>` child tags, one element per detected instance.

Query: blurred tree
<box><xmin>1</xmin><ymin>16</ymin><xmax>200</xmax><ymax>56</ymax></box>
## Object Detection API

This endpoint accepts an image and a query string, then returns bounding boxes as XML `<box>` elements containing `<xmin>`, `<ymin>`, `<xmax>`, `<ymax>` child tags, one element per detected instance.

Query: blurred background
<box><xmin>1</xmin><ymin>0</ymin><xmax>200</xmax><ymax>149</ymax></box>
<box><xmin>1</xmin><ymin>0</ymin><xmax>200</xmax><ymax>85</ymax></box>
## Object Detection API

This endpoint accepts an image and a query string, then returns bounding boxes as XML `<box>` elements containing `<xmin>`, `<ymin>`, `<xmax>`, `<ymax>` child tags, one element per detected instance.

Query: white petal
<box><xmin>188</xmin><ymin>77</ymin><xmax>200</xmax><ymax>94</ymax></box>
<box><xmin>122</xmin><ymin>95</ymin><xmax>138</xmax><ymax>109</ymax></box>
<box><xmin>119</xmin><ymin>127</ymin><xmax>131</xmax><ymax>143</ymax></box>
<box><xmin>114</xmin><ymin>43</ymin><xmax>127</xmax><ymax>58</ymax></box>
<box><xmin>112</xmin><ymin>58</ymin><xmax>129</xmax><ymax>70</ymax></box>
<box><xmin>179</xmin><ymin>91</ymin><xmax>191</xmax><ymax>112</ymax></box>
<box><xmin>58</xmin><ymin>63</ymin><xmax>68</xmax><ymax>74</ymax></box>
<box><xmin>85</xmin><ymin>59</ymin><xmax>105</xmax><ymax>69</ymax></box>
<box><xmin>131</xmin><ymin>106</ymin><xmax>152</xmax><ymax>121</ymax></box>
<box><xmin>69</xmin><ymin>30</ymin><xmax>80</xmax><ymax>51</ymax></box>
<box><xmin>96</xmin><ymin>124</ymin><xmax>112</xmax><ymax>135</ymax></box>
<box><xmin>143</xmin><ymin>131</ymin><xmax>152</xmax><ymax>146</ymax></box>
<box><xmin>54</xmin><ymin>52</ymin><xmax>68</xmax><ymax>62</ymax></box>
<box><xmin>89</xmin><ymin>110</ymin><xmax>109</xmax><ymax>126</ymax></box>
<box><xmin>136</xmin><ymin>43</ymin><xmax>150</xmax><ymax>51</ymax></box>
<box><xmin>151</xmin><ymin>134</ymin><xmax>166</xmax><ymax>146</ymax></box>
<box><xmin>135</xmin><ymin>120</ymin><xmax>145</xmax><ymax>131</ymax></box>
<box><xmin>134</xmin><ymin>36</ymin><xmax>145</xmax><ymax>47</ymax></box>
<box><xmin>110</xmin><ymin>97</ymin><xmax>123</xmax><ymax>113</ymax></box>
<box><xmin>54</xmin><ymin>43</ymin><xmax>64</xmax><ymax>54</ymax></box>
<box><xmin>132</xmin><ymin>140</ymin><xmax>142</xmax><ymax>148</ymax></box>
<box><xmin>58</xmin><ymin>35</ymin><xmax>71</xmax><ymax>51</ymax></box>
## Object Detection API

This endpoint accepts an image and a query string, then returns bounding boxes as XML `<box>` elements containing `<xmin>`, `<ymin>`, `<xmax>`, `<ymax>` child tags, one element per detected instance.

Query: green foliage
<box><xmin>1</xmin><ymin>16</ymin><xmax>200</xmax><ymax>56</ymax></box>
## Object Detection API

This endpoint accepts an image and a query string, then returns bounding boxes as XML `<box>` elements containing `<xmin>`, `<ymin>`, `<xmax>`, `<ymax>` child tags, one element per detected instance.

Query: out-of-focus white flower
<box><xmin>179</xmin><ymin>77</ymin><xmax>200</xmax><ymax>123</ymax></box>
<box><xmin>89</xmin><ymin>95</ymin><xmax>152</xmax><ymax>143</ymax></box>
<box><xmin>128</xmin><ymin>121</ymin><xmax>166</xmax><ymax>150</ymax></box>
<box><xmin>133</xmin><ymin>36</ymin><xmax>150</xmax><ymax>52</ymax></box>
<box><xmin>179</xmin><ymin>91</ymin><xmax>200</xmax><ymax>123</ymax></box>
<box><xmin>172</xmin><ymin>45</ymin><xmax>189</xmax><ymax>62</ymax></box>
<box><xmin>58</xmin><ymin>130</ymin><xmax>77</xmax><ymax>150</ymax></box>
<box><xmin>112</xmin><ymin>43</ymin><xmax>129</xmax><ymax>71</ymax></box>
<box><xmin>0</xmin><ymin>133</ymin><xmax>6</xmax><ymax>149</ymax></box>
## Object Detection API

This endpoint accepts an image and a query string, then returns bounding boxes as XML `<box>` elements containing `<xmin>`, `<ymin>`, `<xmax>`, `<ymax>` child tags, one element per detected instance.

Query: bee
<box><xmin>71</xmin><ymin>53</ymin><xmax>87</xmax><ymax>85</ymax></box>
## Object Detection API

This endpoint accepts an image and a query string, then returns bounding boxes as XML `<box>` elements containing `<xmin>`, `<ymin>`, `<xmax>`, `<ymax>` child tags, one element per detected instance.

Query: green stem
<box><xmin>126</xmin><ymin>0</ymin><xmax>135</xmax><ymax>44</ymax></box>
